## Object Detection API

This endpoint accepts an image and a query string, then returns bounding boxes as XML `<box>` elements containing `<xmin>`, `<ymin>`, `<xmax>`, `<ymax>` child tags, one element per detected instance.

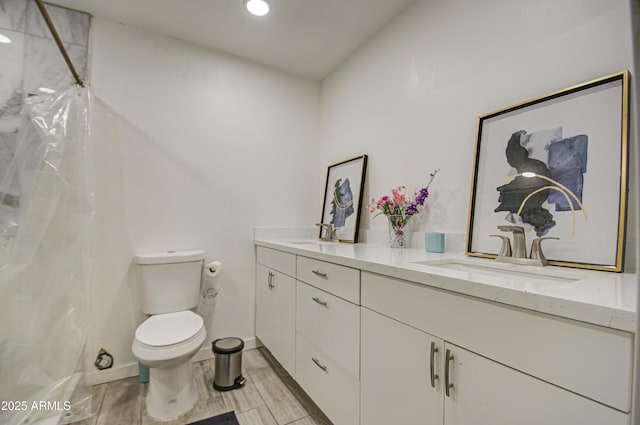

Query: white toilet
<box><xmin>131</xmin><ymin>249</ymin><xmax>207</xmax><ymax>421</ymax></box>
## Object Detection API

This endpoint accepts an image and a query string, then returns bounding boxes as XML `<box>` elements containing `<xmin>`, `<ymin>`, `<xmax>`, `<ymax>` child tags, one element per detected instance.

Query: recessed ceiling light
<box><xmin>0</xmin><ymin>34</ymin><xmax>11</xmax><ymax>44</ymax></box>
<box><xmin>245</xmin><ymin>0</ymin><xmax>270</xmax><ymax>17</ymax></box>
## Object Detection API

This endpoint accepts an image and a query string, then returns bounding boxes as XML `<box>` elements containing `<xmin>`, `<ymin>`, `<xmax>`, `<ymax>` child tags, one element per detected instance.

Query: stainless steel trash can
<box><xmin>212</xmin><ymin>337</ymin><xmax>246</xmax><ymax>391</ymax></box>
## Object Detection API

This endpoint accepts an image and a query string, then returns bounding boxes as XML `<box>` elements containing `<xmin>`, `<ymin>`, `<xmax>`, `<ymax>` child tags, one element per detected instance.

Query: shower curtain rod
<box><xmin>34</xmin><ymin>0</ymin><xmax>84</xmax><ymax>87</ymax></box>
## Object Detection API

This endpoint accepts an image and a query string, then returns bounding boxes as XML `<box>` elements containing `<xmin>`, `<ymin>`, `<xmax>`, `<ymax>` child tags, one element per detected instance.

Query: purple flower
<box><xmin>370</xmin><ymin>169</ymin><xmax>439</xmax><ymax>221</ymax></box>
<box><xmin>415</xmin><ymin>188</ymin><xmax>429</xmax><ymax>205</ymax></box>
<box><xmin>404</xmin><ymin>204</ymin><xmax>419</xmax><ymax>216</ymax></box>
<box><xmin>403</xmin><ymin>170</ymin><xmax>439</xmax><ymax>216</ymax></box>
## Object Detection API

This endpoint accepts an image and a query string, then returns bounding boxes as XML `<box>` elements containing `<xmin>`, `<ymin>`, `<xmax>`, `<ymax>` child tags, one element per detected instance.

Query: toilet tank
<box><xmin>134</xmin><ymin>250</ymin><xmax>205</xmax><ymax>315</ymax></box>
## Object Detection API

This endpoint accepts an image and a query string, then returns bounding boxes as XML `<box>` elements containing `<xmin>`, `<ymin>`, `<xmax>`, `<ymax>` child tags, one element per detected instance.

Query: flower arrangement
<box><xmin>368</xmin><ymin>169</ymin><xmax>440</xmax><ymax>247</ymax></box>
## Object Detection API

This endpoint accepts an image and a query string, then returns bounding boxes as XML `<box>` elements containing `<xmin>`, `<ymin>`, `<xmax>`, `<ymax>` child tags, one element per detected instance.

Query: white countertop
<box><xmin>255</xmin><ymin>238</ymin><xmax>638</xmax><ymax>333</ymax></box>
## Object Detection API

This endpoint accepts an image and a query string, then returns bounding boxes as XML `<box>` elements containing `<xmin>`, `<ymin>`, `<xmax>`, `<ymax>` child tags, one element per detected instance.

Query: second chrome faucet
<box><xmin>491</xmin><ymin>225</ymin><xmax>558</xmax><ymax>266</ymax></box>
<box><xmin>316</xmin><ymin>223</ymin><xmax>338</xmax><ymax>241</ymax></box>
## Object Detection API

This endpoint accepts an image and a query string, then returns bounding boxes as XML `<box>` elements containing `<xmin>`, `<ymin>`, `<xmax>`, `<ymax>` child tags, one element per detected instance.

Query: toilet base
<box><xmin>146</xmin><ymin>361</ymin><xmax>198</xmax><ymax>421</ymax></box>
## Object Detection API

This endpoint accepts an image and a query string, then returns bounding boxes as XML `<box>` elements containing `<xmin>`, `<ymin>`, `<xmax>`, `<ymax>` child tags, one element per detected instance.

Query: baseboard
<box><xmin>192</xmin><ymin>336</ymin><xmax>260</xmax><ymax>362</ymax></box>
<box><xmin>85</xmin><ymin>362</ymin><xmax>139</xmax><ymax>386</ymax></box>
<box><xmin>84</xmin><ymin>337</ymin><xmax>261</xmax><ymax>386</ymax></box>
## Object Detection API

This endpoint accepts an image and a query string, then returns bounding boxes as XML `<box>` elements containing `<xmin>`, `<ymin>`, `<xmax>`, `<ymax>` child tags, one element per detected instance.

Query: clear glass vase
<box><xmin>387</xmin><ymin>215</ymin><xmax>410</xmax><ymax>248</ymax></box>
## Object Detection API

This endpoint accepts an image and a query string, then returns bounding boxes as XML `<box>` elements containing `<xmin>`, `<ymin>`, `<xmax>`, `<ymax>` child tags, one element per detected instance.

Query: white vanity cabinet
<box><xmin>255</xmin><ymin>241</ymin><xmax>635</xmax><ymax>425</ymax></box>
<box><xmin>361</xmin><ymin>271</ymin><xmax>632</xmax><ymax>425</ymax></box>
<box><xmin>255</xmin><ymin>247</ymin><xmax>296</xmax><ymax>376</ymax></box>
<box><xmin>295</xmin><ymin>256</ymin><xmax>361</xmax><ymax>425</ymax></box>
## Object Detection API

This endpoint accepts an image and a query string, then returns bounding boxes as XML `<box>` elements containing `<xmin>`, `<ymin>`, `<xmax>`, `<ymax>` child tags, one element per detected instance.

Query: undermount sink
<box><xmin>412</xmin><ymin>258</ymin><xmax>589</xmax><ymax>284</ymax></box>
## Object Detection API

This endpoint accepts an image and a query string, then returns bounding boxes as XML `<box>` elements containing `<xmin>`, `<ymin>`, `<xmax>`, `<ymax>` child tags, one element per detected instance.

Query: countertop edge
<box><xmin>255</xmin><ymin>239</ymin><xmax>637</xmax><ymax>333</ymax></box>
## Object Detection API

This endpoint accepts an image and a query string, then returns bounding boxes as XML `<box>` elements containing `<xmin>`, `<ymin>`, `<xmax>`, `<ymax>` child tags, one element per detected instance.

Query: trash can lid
<box><xmin>212</xmin><ymin>337</ymin><xmax>244</xmax><ymax>354</ymax></box>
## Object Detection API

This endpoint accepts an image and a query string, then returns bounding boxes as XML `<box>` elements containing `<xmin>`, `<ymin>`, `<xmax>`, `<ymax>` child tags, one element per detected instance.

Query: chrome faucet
<box><xmin>529</xmin><ymin>237</ymin><xmax>559</xmax><ymax>266</ymax></box>
<box><xmin>315</xmin><ymin>223</ymin><xmax>337</xmax><ymax>241</ymax></box>
<box><xmin>497</xmin><ymin>225</ymin><xmax>527</xmax><ymax>258</ymax></box>
<box><xmin>492</xmin><ymin>225</ymin><xmax>557</xmax><ymax>266</ymax></box>
<box><xmin>489</xmin><ymin>235</ymin><xmax>512</xmax><ymax>257</ymax></box>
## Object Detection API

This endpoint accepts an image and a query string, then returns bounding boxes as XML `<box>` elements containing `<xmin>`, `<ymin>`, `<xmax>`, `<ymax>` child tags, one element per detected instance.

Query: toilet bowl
<box><xmin>132</xmin><ymin>310</ymin><xmax>206</xmax><ymax>421</ymax></box>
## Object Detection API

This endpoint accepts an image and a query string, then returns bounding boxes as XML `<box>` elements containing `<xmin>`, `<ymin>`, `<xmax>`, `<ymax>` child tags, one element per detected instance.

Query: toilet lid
<box><xmin>136</xmin><ymin>310</ymin><xmax>203</xmax><ymax>347</ymax></box>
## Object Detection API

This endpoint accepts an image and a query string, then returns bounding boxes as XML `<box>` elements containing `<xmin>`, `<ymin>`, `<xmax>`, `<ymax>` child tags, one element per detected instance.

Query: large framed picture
<box><xmin>466</xmin><ymin>71</ymin><xmax>630</xmax><ymax>272</ymax></box>
<box><xmin>320</xmin><ymin>154</ymin><xmax>368</xmax><ymax>243</ymax></box>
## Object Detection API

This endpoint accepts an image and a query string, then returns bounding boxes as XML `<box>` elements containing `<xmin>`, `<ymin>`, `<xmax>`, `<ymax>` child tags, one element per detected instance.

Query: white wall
<box><xmin>84</xmin><ymin>0</ymin><xmax>638</xmax><ymax>383</ymax></box>
<box><xmin>87</xmin><ymin>18</ymin><xmax>319</xmax><ymax>381</ymax></box>
<box><xmin>321</xmin><ymin>0</ymin><xmax>637</xmax><ymax>268</ymax></box>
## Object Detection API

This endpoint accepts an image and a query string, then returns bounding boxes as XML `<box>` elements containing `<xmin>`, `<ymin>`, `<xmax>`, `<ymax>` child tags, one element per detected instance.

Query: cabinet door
<box><xmin>443</xmin><ymin>343</ymin><xmax>629</xmax><ymax>425</ymax></box>
<box><xmin>256</xmin><ymin>264</ymin><xmax>296</xmax><ymax>376</ymax></box>
<box><xmin>361</xmin><ymin>307</ymin><xmax>444</xmax><ymax>425</ymax></box>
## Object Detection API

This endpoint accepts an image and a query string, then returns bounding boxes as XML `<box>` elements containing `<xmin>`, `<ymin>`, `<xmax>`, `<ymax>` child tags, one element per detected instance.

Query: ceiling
<box><xmin>46</xmin><ymin>0</ymin><xmax>415</xmax><ymax>80</ymax></box>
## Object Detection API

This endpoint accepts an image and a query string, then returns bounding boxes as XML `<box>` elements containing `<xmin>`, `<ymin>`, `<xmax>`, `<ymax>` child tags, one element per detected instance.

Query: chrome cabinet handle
<box><xmin>444</xmin><ymin>349</ymin><xmax>454</xmax><ymax>397</ymax></box>
<box><xmin>312</xmin><ymin>270</ymin><xmax>328</xmax><ymax>278</ymax></box>
<box><xmin>430</xmin><ymin>341</ymin><xmax>439</xmax><ymax>388</ymax></box>
<box><xmin>312</xmin><ymin>297</ymin><xmax>328</xmax><ymax>307</ymax></box>
<box><xmin>267</xmin><ymin>271</ymin><xmax>275</xmax><ymax>290</ymax></box>
<box><xmin>312</xmin><ymin>357</ymin><xmax>328</xmax><ymax>372</ymax></box>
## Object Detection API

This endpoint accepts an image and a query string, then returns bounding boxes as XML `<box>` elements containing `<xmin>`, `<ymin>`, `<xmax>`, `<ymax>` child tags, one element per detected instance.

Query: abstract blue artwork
<box><xmin>547</xmin><ymin>135</ymin><xmax>588</xmax><ymax>211</ymax></box>
<box><xmin>495</xmin><ymin>128</ymin><xmax>588</xmax><ymax>237</ymax></box>
<box><xmin>330</xmin><ymin>178</ymin><xmax>355</xmax><ymax>227</ymax></box>
<box><xmin>320</xmin><ymin>155</ymin><xmax>367</xmax><ymax>243</ymax></box>
<box><xmin>467</xmin><ymin>71</ymin><xmax>629</xmax><ymax>271</ymax></box>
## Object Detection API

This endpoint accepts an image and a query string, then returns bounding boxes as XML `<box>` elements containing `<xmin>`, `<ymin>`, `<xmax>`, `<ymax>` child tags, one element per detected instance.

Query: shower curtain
<box><xmin>0</xmin><ymin>86</ymin><xmax>94</xmax><ymax>425</ymax></box>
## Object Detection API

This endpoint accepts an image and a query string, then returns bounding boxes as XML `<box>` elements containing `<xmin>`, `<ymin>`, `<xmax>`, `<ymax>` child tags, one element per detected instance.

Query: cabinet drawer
<box><xmin>295</xmin><ymin>333</ymin><xmax>360</xmax><ymax>425</ymax></box>
<box><xmin>296</xmin><ymin>281</ymin><xmax>360</xmax><ymax>379</ymax></box>
<box><xmin>361</xmin><ymin>271</ymin><xmax>634</xmax><ymax>412</ymax></box>
<box><xmin>297</xmin><ymin>256</ymin><xmax>360</xmax><ymax>304</ymax></box>
<box><xmin>256</xmin><ymin>246</ymin><xmax>296</xmax><ymax>277</ymax></box>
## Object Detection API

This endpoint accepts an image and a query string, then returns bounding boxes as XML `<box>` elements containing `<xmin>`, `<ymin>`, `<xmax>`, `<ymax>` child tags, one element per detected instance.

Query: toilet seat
<box><xmin>135</xmin><ymin>310</ymin><xmax>204</xmax><ymax>349</ymax></box>
<box><xmin>133</xmin><ymin>310</ymin><xmax>206</xmax><ymax>368</ymax></box>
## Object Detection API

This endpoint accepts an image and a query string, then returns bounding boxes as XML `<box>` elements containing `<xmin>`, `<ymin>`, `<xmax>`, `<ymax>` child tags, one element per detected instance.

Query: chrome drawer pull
<box><xmin>311</xmin><ymin>270</ymin><xmax>328</xmax><ymax>278</ymax></box>
<box><xmin>267</xmin><ymin>271</ymin><xmax>275</xmax><ymax>290</ymax></box>
<box><xmin>312</xmin><ymin>297</ymin><xmax>328</xmax><ymax>307</ymax></box>
<box><xmin>444</xmin><ymin>349</ymin><xmax>454</xmax><ymax>397</ymax></box>
<box><xmin>430</xmin><ymin>341</ymin><xmax>439</xmax><ymax>388</ymax></box>
<box><xmin>312</xmin><ymin>357</ymin><xmax>328</xmax><ymax>372</ymax></box>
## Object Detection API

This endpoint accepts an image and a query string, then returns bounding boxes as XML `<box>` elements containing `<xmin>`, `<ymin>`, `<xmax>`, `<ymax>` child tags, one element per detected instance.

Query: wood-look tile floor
<box><xmin>75</xmin><ymin>348</ymin><xmax>332</xmax><ymax>425</ymax></box>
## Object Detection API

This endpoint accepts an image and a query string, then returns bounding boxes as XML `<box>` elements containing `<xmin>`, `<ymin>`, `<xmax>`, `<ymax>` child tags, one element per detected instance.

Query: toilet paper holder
<box><xmin>201</xmin><ymin>287</ymin><xmax>219</xmax><ymax>300</ymax></box>
<box><xmin>201</xmin><ymin>260</ymin><xmax>222</xmax><ymax>300</ymax></box>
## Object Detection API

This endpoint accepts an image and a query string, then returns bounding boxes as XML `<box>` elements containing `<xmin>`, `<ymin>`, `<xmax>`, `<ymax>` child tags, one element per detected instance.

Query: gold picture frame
<box><xmin>466</xmin><ymin>71</ymin><xmax>630</xmax><ymax>272</ymax></box>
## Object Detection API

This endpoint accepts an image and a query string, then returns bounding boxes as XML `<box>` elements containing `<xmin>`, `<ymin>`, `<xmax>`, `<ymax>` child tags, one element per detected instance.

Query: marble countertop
<box><xmin>255</xmin><ymin>238</ymin><xmax>638</xmax><ymax>333</ymax></box>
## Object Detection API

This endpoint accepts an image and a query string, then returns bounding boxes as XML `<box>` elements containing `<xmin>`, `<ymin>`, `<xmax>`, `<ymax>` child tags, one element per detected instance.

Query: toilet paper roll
<box><xmin>205</xmin><ymin>260</ymin><xmax>222</xmax><ymax>277</ymax></box>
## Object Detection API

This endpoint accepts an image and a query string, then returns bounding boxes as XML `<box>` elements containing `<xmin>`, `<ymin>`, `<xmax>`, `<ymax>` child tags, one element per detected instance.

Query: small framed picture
<box><xmin>320</xmin><ymin>155</ymin><xmax>368</xmax><ymax>243</ymax></box>
<box><xmin>467</xmin><ymin>71</ymin><xmax>630</xmax><ymax>272</ymax></box>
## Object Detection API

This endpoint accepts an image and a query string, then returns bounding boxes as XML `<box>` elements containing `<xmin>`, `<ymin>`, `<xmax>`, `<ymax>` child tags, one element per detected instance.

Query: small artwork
<box><xmin>320</xmin><ymin>155</ymin><xmax>368</xmax><ymax>243</ymax></box>
<box><xmin>467</xmin><ymin>71</ymin><xmax>629</xmax><ymax>272</ymax></box>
